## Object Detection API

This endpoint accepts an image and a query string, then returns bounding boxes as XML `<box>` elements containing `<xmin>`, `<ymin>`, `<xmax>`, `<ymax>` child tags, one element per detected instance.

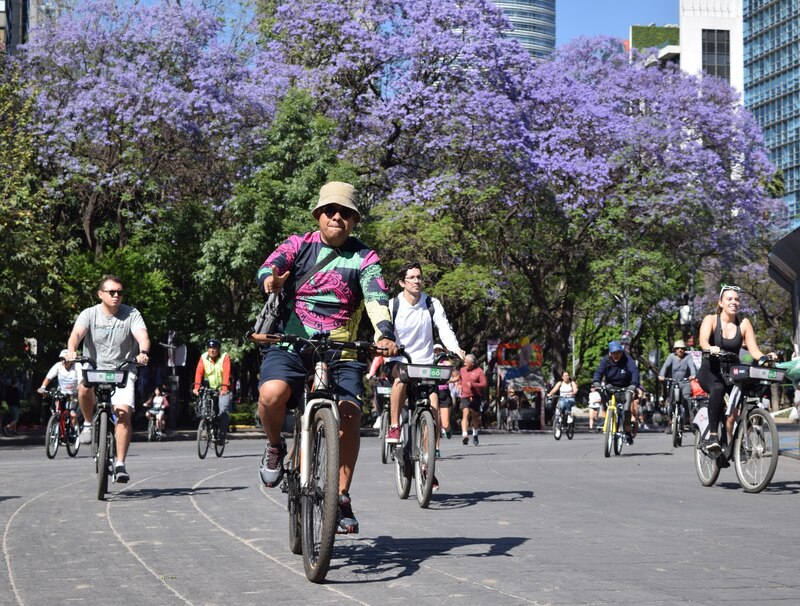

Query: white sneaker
<box><xmin>79</xmin><ymin>423</ymin><xmax>92</xmax><ymax>444</ymax></box>
<box><xmin>372</xmin><ymin>416</ymin><xmax>381</xmax><ymax>429</ymax></box>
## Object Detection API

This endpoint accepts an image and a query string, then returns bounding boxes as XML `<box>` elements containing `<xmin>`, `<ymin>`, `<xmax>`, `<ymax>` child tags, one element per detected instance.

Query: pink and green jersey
<box><xmin>257</xmin><ymin>231</ymin><xmax>395</xmax><ymax>344</ymax></box>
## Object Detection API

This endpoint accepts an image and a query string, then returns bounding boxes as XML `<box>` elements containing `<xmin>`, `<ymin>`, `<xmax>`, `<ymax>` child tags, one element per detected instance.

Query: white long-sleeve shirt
<box><xmin>389</xmin><ymin>293</ymin><xmax>461</xmax><ymax>365</ymax></box>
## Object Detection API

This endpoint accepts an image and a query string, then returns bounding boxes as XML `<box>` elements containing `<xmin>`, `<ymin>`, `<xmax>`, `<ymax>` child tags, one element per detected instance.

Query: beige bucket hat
<box><xmin>311</xmin><ymin>181</ymin><xmax>360</xmax><ymax>220</ymax></box>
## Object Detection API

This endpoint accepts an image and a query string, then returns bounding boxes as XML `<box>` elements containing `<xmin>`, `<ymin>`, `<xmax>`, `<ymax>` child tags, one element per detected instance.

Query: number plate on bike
<box><xmin>399</xmin><ymin>364</ymin><xmax>452</xmax><ymax>384</ymax></box>
<box><xmin>84</xmin><ymin>370</ymin><xmax>127</xmax><ymax>385</ymax></box>
<box><xmin>730</xmin><ymin>365</ymin><xmax>785</xmax><ymax>382</ymax></box>
<box><xmin>376</xmin><ymin>386</ymin><xmax>392</xmax><ymax>395</ymax></box>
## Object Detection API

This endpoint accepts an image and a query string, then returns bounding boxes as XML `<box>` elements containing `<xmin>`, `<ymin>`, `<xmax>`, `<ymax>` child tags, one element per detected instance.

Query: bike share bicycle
<box><xmin>75</xmin><ymin>357</ymin><xmax>139</xmax><ymax>500</ymax></box>
<box><xmin>195</xmin><ymin>387</ymin><xmax>225</xmax><ymax>459</ymax></box>
<box><xmin>44</xmin><ymin>388</ymin><xmax>81</xmax><ymax>458</ymax></box>
<box><xmin>253</xmin><ymin>331</ymin><xmax>385</xmax><ymax>583</ymax></box>
<box><xmin>550</xmin><ymin>395</ymin><xmax>575</xmax><ymax>441</ymax></box>
<box><xmin>693</xmin><ymin>351</ymin><xmax>782</xmax><ymax>493</ymax></box>
<box><xmin>597</xmin><ymin>385</ymin><xmax>636</xmax><ymax>457</ymax></box>
<box><xmin>392</xmin><ymin>351</ymin><xmax>457</xmax><ymax>508</ymax></box>
<box><xmin>665</xmin><ymin>377</ymin><xmax>692</xmax><ymax>448</ymax></box>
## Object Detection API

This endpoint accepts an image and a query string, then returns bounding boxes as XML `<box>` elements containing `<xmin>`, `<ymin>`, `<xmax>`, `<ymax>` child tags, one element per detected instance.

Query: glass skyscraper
<box><xmin>492</xmin><ymin>0</ymin><xmax>555</xmax><ymax>59</ymax></box>
<box><xmin>743</xmin><ymin>0</ymin><xmax>800</xmax><ymax>219</ymax></box>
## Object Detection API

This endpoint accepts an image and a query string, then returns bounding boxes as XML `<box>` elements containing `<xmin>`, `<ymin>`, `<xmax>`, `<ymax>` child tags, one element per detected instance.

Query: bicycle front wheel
<box><xmin>197</xmin><ymin>419</ymin><xmax>210</xmax><ymax>459</ymax></box>
<box><xmin>66</xmin><ymin>420</ymin><xmax>80</xmax><ymax>457</ymax></box>
<box><xmin>147</xmin><ymin>417</ymin><xmax>156</xmax><ymax>442</ymax></box>
<box><xmin>603</xmin><ymin>411</ymin><xmax>613</xmax><ymax>458</ymax></box>
<box><xmin>613</xmin><ymin>411</ymin><xmax>624</xmax><ymax>455</ymax></box>
<box><xmin>414</xmin><ymin>410</ymin><xmax>437</xmax><ymax>508</ymax></box>
<box><xmin>287</xmin><ymin>430</ymin><xmax>302</xmax><ymax>555</ymax></box>
<box><xmin>553</xmin><ymin>414</ymin><xmax>562</xmax><ymax>441</ymax></box>
<box><xmin>566</xmin><ymin>418</ymin><xmax>575</xmax><ymax>440</ymax></box>
<box><xmin>672</xmin><ymin>410</ymin><xmax>682</xmax><ymax>448</ymax></box>
<box><xmin>96</xmin><ymin>412</ymin><xmax>110</xmax><ymax>500</ymax></box>
<box><xmin>45</xmin><ymin>414</ymin><xmax>59</xmax><ymax>459</ymax></box>
<box><xmin>301</xmin><ymin>407</ymin><xmax>340</xmax><ymax>584</ymax></box>
<box><xmin>733</xmin><ymin>407</ymin><xmax>779</xmax><ymax>493</ymax></box>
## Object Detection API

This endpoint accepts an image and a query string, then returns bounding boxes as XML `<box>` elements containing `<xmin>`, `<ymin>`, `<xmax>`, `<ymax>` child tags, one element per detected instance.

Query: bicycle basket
<box><xmin>729</xmin><ymin>364</ymin><xmax>786</xmax><ymax>383</ymax></box>
<box><xmin>195</xmin><ymin>396</ymin><xmax>214</xmax><ymax>419</ymax></box>
<box><xmin>398</xmin><ymin>363</ymin><xmax>453</xmax><ymax>384</ymax></box>
<box><xmin>83</xmin><ymin>369</ymin><xmax>127</xmax><ymax>387</ymax></box>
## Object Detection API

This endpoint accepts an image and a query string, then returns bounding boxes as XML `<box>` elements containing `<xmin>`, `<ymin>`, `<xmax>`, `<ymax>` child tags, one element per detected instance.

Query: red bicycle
<box><xmin>44</xmin><ymin>388</ymin><xmax>80</xmax><ymax>459</ymax></box>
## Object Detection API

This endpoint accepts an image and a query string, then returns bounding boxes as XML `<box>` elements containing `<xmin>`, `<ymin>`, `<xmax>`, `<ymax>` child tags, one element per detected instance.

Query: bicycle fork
<box><xmin>299</xmin><ymin>399</ymin><xmax>340</xmax><ymax>486</ymax></box>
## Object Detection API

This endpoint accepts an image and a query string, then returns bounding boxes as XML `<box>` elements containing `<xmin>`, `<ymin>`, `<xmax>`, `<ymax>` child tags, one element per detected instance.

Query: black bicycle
<box><xmin>255</xmin><ymin>332</ymin><xmax>385</xmax><ymax>583</ymax></box>
<box><xmin>77</xmin><ymin>357</ymin><xmax>138</xmax><ymax>500</ymax></box>
<box><xmin>195</xmin><ymin>387</ymin><xmax>225</xmax><ymax>459</ymax></box>
<box><xmin>693</xmin><ymin>351</ymin><xmax>781</xmax><ymax>493</ymax></box>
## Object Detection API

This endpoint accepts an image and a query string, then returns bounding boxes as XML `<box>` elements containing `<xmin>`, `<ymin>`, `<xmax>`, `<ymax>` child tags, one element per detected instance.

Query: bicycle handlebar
<box><xmin>253</xmin><ymin>332</ymin><xmax>390</xmax><ymax>355</ymax></box>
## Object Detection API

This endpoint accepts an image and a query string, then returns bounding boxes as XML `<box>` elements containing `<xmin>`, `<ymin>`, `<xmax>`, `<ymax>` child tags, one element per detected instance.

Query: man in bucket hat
<box><xmin>255</xmin><ymin>181</ymin><xmax>398</xmax><ymax>534</ymax></box>
<box><xmin>658</xmin><ymin>339</ymin><xmax>697</xmax><ymax>433</ymax></box>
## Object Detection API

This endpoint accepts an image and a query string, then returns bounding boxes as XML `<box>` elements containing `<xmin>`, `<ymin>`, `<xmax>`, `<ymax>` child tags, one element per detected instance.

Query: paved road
<box><xmin>2</xmin><ymin>428</ymin><xmax>800</xmax><ymax>605</ymax></box>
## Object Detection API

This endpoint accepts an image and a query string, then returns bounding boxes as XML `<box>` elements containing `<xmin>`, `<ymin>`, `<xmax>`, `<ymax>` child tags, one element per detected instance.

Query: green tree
<box><xmin>0</xmin><ymin>56</ymin><xmax>66</xmax><ymax>371</ymax></box>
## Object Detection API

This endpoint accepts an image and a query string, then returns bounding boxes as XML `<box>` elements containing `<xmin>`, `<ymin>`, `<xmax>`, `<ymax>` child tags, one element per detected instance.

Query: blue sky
<box><xmin>556</xmin><ymin>0</ymin><xmax>679</xmax><ymax>47</ymax></box>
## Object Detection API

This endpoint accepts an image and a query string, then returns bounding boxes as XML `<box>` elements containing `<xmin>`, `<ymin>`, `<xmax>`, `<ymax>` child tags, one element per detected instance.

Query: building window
<box><xmin>702</xmin><ymin>29</ymin><xmax>730</xmax><ymax>82</ymax></box>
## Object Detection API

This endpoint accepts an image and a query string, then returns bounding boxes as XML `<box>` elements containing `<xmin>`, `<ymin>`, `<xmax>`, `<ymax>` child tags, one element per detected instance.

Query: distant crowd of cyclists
<box><xmin>15</xmin><ymin>180</ymin><xmax>779</xmax><ymax>537</ymax></box>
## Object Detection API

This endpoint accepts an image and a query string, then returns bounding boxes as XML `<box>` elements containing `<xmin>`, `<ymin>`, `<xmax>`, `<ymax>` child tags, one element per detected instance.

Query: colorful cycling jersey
<box><xmin>257</xmin><ymin>231</ymin><xmax>395</xmax><ymax>345</ymax></box>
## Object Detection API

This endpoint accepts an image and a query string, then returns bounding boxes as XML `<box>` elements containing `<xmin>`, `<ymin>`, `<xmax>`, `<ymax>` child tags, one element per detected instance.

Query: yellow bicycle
<box><xmin>600</xmin><ymin>386</ymin><xmax>629</xmax><ymax>457</ymax></box>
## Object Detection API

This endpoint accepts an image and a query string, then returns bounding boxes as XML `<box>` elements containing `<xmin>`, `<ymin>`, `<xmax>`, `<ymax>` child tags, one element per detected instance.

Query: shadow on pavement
<box><xmin>432</xmin><ymin>489</ymin><xmax>534</xmax><ymax>510</ymax></box>
<box><xmin>329</xmin><ymin>534</ymin><xmax>528</xmax><ymax>582</ymax></box>
<box><xmin>110</xmin><ymin>485</ymin><xmax>249</xmax><ymax>500</ymax></box>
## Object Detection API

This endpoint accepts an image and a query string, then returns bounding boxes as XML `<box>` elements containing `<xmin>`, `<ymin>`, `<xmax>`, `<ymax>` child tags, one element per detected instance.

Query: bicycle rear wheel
<box><xmin>733</xmin><ymin>407</ymin><xmax>778</xmax><ymax>493</ymax></box>
<box><xmin>394</xmin><ymin>430</ymin><xmax>412</xmax><ymax>499</ymax></box>
<box><xmin>414</xmin><ymin>410</ymin><xmax>437</xmax><ymax>508</ymax></box>
<box><xmin>553</xmin><ymin>413</ymin><xmax>562</xmax><ymax>441</ymax></box>
<box><xmin>287</xmin><ymin>432</ymin><xmax>302</xmax><ymax>555</ymax></box>
<box><xmin>380</xmin><ymin>409</ymin><xmax>391</xmax><ymax>464</ymax></box>
<box><xmin>693</xmin><ymin>428</ymin><xmax>720</xmax><ymax>486</ymax></box>
<box><xmin>45</xmin><ymin>414</ymin><xmax>59</xmax><ymax>459</ymax></box>
<box><xmin>301</xmin><ymin>407</ymin><xmax>339</xmax><ymax>583</ymax></box>
<box><xmin>197</xmin><ymin>419</ymin><xmax>210</xmax><ymax>459</ymax></box>
<box><xmin>96</xmin><ymin>412</ymin><xmax>110</xmax><ymax>500</ymax></box>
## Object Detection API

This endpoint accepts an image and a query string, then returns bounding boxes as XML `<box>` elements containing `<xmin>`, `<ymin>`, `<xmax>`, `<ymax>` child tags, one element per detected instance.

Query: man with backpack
<box><xmin>385</xmin><ymin>262</ymin><xmax>464</xmax><ymax>458</ymax></box>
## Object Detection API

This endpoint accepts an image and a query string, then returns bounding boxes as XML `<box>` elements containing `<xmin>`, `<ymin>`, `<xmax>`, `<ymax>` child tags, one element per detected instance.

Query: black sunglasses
<box><xmin>102</xmin><ymin>289</ymin><xmax>124</xmax><ymax>297</ymax></box>
<box><xmin>320</xmin><ymin>205</ymin><xmax>356</xmax><ymax>220</ymax></box>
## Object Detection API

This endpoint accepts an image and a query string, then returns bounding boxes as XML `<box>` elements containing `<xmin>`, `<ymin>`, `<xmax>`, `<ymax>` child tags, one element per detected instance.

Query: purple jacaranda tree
<box><xmin>258</xmin><ymin>3</ymin><xmax>784</xmax><ymax>372</ymax></box>
<box><xmin>22</xmin><ymin>0</ymin><xmax>281</xmax><ymax>254</ymax></box>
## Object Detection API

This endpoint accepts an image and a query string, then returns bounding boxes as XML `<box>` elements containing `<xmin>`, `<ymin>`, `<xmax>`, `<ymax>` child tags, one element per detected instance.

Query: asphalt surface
<box><xmin>2</xmin><ymin>424</ymin><xmax>800</xmax><ymax>605</ymax></box>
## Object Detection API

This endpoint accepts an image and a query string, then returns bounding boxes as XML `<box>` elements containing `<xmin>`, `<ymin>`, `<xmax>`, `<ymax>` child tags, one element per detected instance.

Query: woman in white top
<box><xmin>547</xmin><ymin>371</ymin><xmax>578</xmax><ymax>418</ymax></box>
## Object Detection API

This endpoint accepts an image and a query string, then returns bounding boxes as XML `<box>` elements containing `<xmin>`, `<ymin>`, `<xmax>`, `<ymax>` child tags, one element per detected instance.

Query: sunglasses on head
<box><xmin>102</xmin><ymin>289</ymin><xmax>124</xmax><ymax>297</ymax></box>
<box><xmin>320</xmin><ymin>205</ymin><xmax>356</xmax><ymax>220</ymax></box>
<box><xmin>719</xmin><ymin>284</ymin><xmax>741</xmax><ymax>299</ymax></box>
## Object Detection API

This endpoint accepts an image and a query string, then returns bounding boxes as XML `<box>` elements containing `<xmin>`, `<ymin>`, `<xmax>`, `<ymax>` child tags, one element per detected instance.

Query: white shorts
<box><xmin>588</xmin><ymin>401</ymin><xmax>601</xmax><ymax>410</ymax></box>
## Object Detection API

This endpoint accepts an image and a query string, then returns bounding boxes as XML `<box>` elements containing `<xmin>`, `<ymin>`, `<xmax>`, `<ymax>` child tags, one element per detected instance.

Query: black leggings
<box><xmin>697</xmin><ymin>364</ymin><xmax>728</xmax><ymax>435</ymax></box>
